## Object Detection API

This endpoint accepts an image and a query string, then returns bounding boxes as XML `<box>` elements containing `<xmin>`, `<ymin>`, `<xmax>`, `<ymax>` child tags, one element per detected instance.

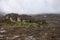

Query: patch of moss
<box><xmin>15</xmin><ymin>21</ymin><xmax>39</xmax><ymax>27</ymax></box>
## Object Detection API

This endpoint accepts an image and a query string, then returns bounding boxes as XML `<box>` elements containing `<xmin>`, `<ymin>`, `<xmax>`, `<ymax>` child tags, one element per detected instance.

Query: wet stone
<box><xmin>25</xmin><ymin>36</ymin><xmax>36</xmax><ymax>40</ymax></box>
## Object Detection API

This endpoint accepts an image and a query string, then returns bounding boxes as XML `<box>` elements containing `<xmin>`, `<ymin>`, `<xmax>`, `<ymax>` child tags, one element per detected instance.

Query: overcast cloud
<box><xmin>0</xmin><ymin>0</ymin><xmax>60</xmax><ymax>14</ymax></box>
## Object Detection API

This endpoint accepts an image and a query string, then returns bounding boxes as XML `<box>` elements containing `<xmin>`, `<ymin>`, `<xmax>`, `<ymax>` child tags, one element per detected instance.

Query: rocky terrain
<box><xmin>0</xmin><ymin>13</ymin><xmax>60</xmax><ymax>40</ymax></box>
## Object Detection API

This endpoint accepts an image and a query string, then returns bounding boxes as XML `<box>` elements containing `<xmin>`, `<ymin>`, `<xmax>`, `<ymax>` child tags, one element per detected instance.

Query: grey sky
<box><xmin>0</xmin><ymin>0</ymin><xmax>60</xmax><ymax>14</ymax></box>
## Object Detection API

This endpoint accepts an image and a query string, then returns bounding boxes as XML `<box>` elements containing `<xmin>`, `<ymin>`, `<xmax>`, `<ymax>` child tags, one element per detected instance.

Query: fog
<box><xmin>0</xmin><ymin>0</ymin><xmax>60</xmax><ymax>14</ymax></box>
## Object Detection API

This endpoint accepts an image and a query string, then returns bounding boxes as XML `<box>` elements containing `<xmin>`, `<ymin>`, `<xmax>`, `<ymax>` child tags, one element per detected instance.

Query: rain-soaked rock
<box><xmin>0</xmin><ymin>28</ymin><xmax>7</xmax><ymax>40</ymax></box>
<box><xmin>25</xmin><ymin>36</ymin><xmax>36</xmax><ymax>40</ymax></box>
<box><xmin>6</xmin><ymin>35</ymin><xmax>21</xmax><ymax>40</ymax></box>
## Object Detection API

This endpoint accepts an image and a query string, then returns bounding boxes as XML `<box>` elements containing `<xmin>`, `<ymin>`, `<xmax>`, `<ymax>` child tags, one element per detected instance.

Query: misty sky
<box><xmin>0</xmin><ymin>0</ymin><xmax>60</xmax><ymax>14</ymax></box>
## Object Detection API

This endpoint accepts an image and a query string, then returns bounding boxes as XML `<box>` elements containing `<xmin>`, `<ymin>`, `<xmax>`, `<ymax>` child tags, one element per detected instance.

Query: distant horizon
<box><xmin>1</xmin><ymin>11</ymin><xmax>60</xmax><ymax>15</ymax></box>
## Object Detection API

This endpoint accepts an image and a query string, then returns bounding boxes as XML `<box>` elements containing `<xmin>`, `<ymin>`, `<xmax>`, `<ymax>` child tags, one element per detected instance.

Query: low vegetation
<box><xmin>15</xmin><ymin>21</ymin><xmax>39</xmax><ymax>27</ymax></box>
<box><xmin>0</xmin><ymin>13</ymin><xmax>60</xmax><ymax>40</ymax></box>
<box><xmin>0</xmin><ymin>13</ymin><xmax>48</xmax><ymax>28</ymax></box>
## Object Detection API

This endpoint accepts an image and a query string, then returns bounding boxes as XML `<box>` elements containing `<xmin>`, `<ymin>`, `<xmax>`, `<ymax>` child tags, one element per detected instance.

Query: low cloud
<box><xmin>0</xmin><ymin>0</ymin><xmax>60</xmax><ymax>14</ymax></box>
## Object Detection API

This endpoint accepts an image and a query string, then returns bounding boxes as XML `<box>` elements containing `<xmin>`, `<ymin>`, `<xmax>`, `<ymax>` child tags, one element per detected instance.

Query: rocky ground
<box><xmin>0</xmin><ymin>14</ymin><xmax>60</xmax><ymax>40</ymax></box>
<box><xmin>0</xmin><ymin>22</ymin><xmax>60</xmax><ymax>40</ymax></box>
